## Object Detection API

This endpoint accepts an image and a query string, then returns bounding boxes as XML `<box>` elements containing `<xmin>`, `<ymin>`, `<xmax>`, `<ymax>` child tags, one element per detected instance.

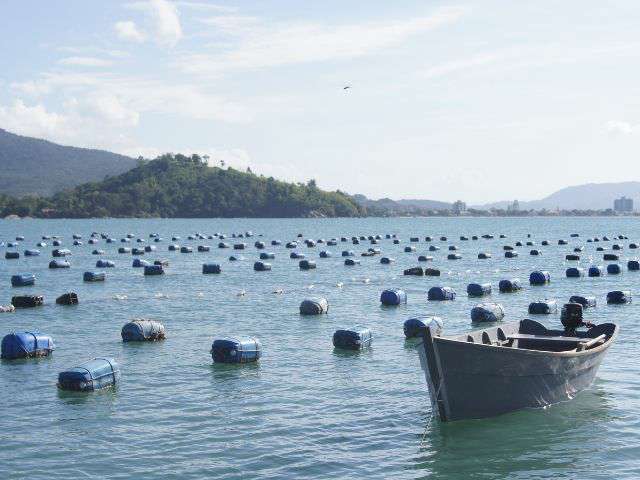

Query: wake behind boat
<box><xmin>418</xmin><ymin>317</ymin><xmax>618</xmax><ymax>422</ymax></box>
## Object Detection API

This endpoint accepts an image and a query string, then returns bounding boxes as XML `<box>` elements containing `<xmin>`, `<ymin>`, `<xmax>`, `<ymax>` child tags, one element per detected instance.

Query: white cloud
<box><xmin>59</xmin><ymin>56</ymin><xmax>114</xmax><ymax>67</ymax></box>
<box><xmin>0</xmin><ymin>100</ymin><xmax>67</xmax><ymax>140</ymax></box>
<box><xmin>606</xmin><ymin>120</ymin><xmax>640</xmax><ymax>135</ymax></box>
<box><xmin>175</xmin><ymin>6</ymin><xmax>467</xmax><ymax>75</ymax></box>
<box><xmin>176</xmin><ymin>1</ymin><xmax>235</xmax><ymax>13</ymax></box>
<box><xmin>127</xmin><ymin>0</ymin><xmax>182</xmax><ymax>47</ymax></box>
<box><xmin>115</xmin><ymin>20</ymin><xmax>146</xmax><ymax>42</ymax></box>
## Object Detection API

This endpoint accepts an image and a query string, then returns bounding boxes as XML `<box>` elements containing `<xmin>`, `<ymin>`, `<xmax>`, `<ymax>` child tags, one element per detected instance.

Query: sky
<box><xmin>2</xmin><ymin>0</ymin><xmax>640</xmax><ymax>203</ymax></box>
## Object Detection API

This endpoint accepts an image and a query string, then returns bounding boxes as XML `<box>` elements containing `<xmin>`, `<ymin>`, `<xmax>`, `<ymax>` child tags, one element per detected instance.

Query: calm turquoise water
<box><xmin>1</xmin><ymin>217</ymin><xmax>639</xmax><ymax>479</ymax></box>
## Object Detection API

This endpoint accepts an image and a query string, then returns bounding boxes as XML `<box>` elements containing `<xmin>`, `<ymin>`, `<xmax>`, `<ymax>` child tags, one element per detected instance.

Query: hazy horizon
<box><xmin>2</xmin><ymin>1</ymin><xmax>640</xmax><ymax>203</ymax></box>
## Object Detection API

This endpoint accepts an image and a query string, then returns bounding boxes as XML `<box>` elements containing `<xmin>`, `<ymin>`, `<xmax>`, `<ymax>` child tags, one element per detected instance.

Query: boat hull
<box><xmin>419</xmin><ymin>321</ymin><xmax>617</xmax><ymax>421</ymax></box>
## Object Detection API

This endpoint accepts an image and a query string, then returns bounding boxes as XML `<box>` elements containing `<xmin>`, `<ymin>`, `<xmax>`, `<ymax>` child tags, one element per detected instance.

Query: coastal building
<box><xmin>613</xmin><ymin>196</ymin><xmax>633</xmax><ymax>213</ymax></box>
<box><xmin>452</xmin><ymin>200</ymin><xmax>467</xmax><ymax>215</ymax></box>
<box><xmin>507</xmin><ymin>200</ymin><xmax>520</xmax><ymax>212</ymax></box>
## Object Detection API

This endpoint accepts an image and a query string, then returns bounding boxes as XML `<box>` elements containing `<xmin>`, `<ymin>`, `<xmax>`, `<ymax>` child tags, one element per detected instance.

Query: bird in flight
<box><xmin>343</xmin><ymin>85</ymin><xmax>351</xmax><ymax>90</ymax></box>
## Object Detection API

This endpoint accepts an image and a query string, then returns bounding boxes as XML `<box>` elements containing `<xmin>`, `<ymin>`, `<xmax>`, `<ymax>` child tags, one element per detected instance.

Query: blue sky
<box><xmin>2</xmin><ymin>0</ymin><xmax>640</xmax><ymax>203</ymax></box>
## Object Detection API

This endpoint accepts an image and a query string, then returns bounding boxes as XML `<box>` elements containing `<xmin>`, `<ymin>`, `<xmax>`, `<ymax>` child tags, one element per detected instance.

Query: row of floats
<box><xmin>0</xmin><ymin>279</ymin><xmax>620</xmax><ymax>393</ymax></box>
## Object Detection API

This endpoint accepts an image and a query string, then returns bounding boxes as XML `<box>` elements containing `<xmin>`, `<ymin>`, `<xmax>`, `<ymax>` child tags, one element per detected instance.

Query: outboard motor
<box><xmin>561</xmin><ymin>303</ymin><xmax>585</xmax><ymax>334</ymax></box>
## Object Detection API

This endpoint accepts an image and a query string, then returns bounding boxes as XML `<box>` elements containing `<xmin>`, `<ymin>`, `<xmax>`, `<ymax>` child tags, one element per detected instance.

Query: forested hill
<box><xmin>0</xmin><ymin>154</ymin><xmax>364</xmax><ymax>218</ymax></box>
<box><xmin>0</xmin><ymin>128</ymin><xmax>138</xmax><ymax>197</ymax></box>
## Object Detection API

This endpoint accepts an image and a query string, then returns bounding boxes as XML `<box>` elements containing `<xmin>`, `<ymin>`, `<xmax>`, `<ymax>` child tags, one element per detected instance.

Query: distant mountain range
<box><xmin>0</xmin><ymin>128</ymin><xmax>637</xmax><ymax>212</ymax></box>
<box><xmin>352</xmin><ymin>194</ymin><xmax>451</xmax><ymax>213</ymax></box>
<box><xmin>474</xmin><ymin>182</ymin><xmax>640</xmax><ymax>211</ymax></box>
<box><xmin>0</xmin><ymin>128</ymin><xmax>138</xmax><ymax>197</ymax></box>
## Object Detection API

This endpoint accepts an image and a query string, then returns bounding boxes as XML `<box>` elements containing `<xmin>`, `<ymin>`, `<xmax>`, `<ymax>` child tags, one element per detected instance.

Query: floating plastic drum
<box><xmin>290</xmin><ymin>252</ymin><xmax>305</xmax><ymax>259</ymax></box>
<box><xmin>299</xmin><ymin>297</ymin><xmax>329</xmax><ymax>315</ymax></box>
<box><xmin>180</xmin><ymin>246</ymin><xmax>193</xmax><ymax>253</ymax></box>
<box><xmin>403</xmin><ymin>267</ymin><xmax>423</xmax><ymax>276</ymax></box>
<box><xmin>404</xmin><ymin>246</ymin><xmax>416</xmax><ymax>253</ymax></box>
<box><xmin>607</xmin><ymin>290</ymin><xmax>631</xmax><ymax>304</ymax></box>
<box><xmin>319</xmin><ymin>251</ymin><xmax>332</xmax><ymax>258</ymax></box>
<box><xmin>1</xmin><ymin>332</ymin><xmax>54</xmax><ymax>359</ymax></box>
<box><xmin>380</xmin><ymin>288</ymin><xmax>407</xmax><ymax>306</ymax></box>
<box><xmin>566</xmin><ymin>267</ymin><xmax>585</xmax><ymax>278</ymax></box>
<box><xmin>203</xmin><ymin>263</ymin><xmax>221</xmax><ymax>274</ymax></box>
<box><xmin>470</xmin><ymin>303</ymin><xmax>505</xmax><ymax>322</ymax></box>
<box><xmin>528</xmin><ymin>300</ymin><xmax>558</xmax><ymax>314</ymax></box>
<box><xmin>604</xmin><ymin>253</ymin><xmax>619</xmax><ymax>261</ymax></box>
<box><xmin>529</xmin><ymin>271</ymin><xmax>550</xmax><ymax>285</ymax></box>
<box><xmin>607</xmin><ymin>264</ymin><xmax>621</xmax><ymax>275</ymax></box>
<box><xmin>96</xmin><ymin>260</ymin><xmax>115</xmax><ymax>268</ymax></box>
<box><xmin>5</xmin><ymin>252</ymin><xmax>20</xmax><ymax>259</ymax></box>
<box><xmin>56</xmin><ymin>292</ymin><xmax>78</xmax><ymax>305</ymax></box>
<box><xmin>211</xmin><ymin>337</ymin><xmax>261</xmax><ymax>363</ymax></box>
<box><xmin>121</xmin><ymin>319</ymin><xmax>166</xmax><ymax>341</ymax></box>
<box><xmin>118</xmin><ymin>247</ymin><xmax>131</xmax><ymax>254</ymax></box>
<box><xmin>344</xmin><ymin>259</ymin><xmax>360</xmax><ymax>266</ymax></box>
<box><xmin>425</xmin><ymin>268</ymin><xmax>441</xmax><ymax>276</ymax></box>
<box><xmin>11</xmin><ymin>274</ymin><xmax>35</xmax><ymax>287</ymax></box>
<box><xmin>24</xmin><ymin>249</ymin><xmax>40</xmax><ymax>256</ymax></box>
<box><xmin>478</xmin><ymin>252</ymin><xmax>492</xmax><ymax>259</ymax></box>
<box><xmin>504</xmin><ymin>251</ymin><xmax>518</xmax><ymax>258</ymax></box>
<box><xmin>83</xmin><ymin>271</ymin><xmax>105</xmax><ymax>282</ymax></box>
<box><xmin>57</xmin><ymin>358</ymin><xmax>120</xmax><ymax>391</ymax></box>
<box><xmin>403</xmin><ymin>316</ymin><xmax>443</xmax><ymax>338</ymax></box>
<box><xmin>499</xmin><ymin>279</ymin><xmax>522</xmax><ymax>292</ymax></box>
<box><xmin>299</xmin><ymin>260</ymin><xmax>316</xmax><ymax>270</ymax></box>
<box><xmin>569</xmin><ymin>295</ymin><xmax>596</xmax><ymax>308</ymax></box>
<box><xmin>144</xmin><ymin>265</ymin><xmax>164</xmax><ymax>276</ymax></box>
<box><xmin>333</xmin><ymin>326</ymin><xmax>372</xmax><ymax>350</ymax></box>
<box><xmin>629</xmin><ymin>260</ymin><xmax>640</xmax><ymax>271</ymax></box>
<box><xmin>12</xmin><ymin>295</ymin><xmax>43</xmax><ymax>308</ymax></box>
<box><xmin>467</xmin><ymin>283</ymin><xmax>491</xmax><ymax>297</ymax></box>
<box><xmin>566</xmin><ymin>254</ymin><xmax>580</xmax><ymax>261</ymax></box>
<box><xmin>132</xmin><ymin>259</ymin><xmax>150</xmax><ymax>268</ymax></box>
<box><xmin>588</xmin><ymin>265</ymin><xmax>604</xmax><ymax>277</ymax></box>
<box><xmin>254</xmin><ymin>261</ymin><xmax>271</xmax><ymax>271</ymax></box>
<box><xmin>428</xmin><ymin>286</ymin><xmax>456</xmax><ymax>301</ymax></box>
<box><xmin>448</xmin><ymin>253</ymin><xmax>462</xmax><ymax>260</ymax></box>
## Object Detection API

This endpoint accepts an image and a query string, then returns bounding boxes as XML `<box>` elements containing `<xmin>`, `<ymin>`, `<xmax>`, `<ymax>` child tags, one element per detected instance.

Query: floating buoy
<box><xmin>498</xmin><ymin>279</ymin><xmax>522</xmax><ymax>293</ymax></box>
<box><xmin>299</xmin><ymin>297</ymin><xmax>329</xmax><ymax>315</ymax></box>
<box><xmin>121</xmin><ymin>319</ymin><xmax>166</xmax><ymax>342</ymax></box>
<box><xmin>203</xmin><ymin>263</ymin><xmax>221</xmax><ymax>274</ymax></box>
<box><xmin>403</xmin><ymin>316</ymin><xmax>443</xmax><ymax>338</ymax></box>
<box><xmin>470</xmin><ymin>303</ymin><xmax>505</xmax><ymax>322</ymax></box>
<box><xmin>428</xmin><ymin>286</ymin><xmax>456</xmax><ymax>301</ymax></box>
<box><xmin>56</xmin><ymin>292</ymin><xmax>79</xmax><ymax>305</ymax></box>
<box><xmin>58</xmin><ymin>358</ymin><xmax>120</xmax><ymax>391</ymax></box>
<box><xmin>607</xmin><ymin>290</ymin><xmax>631</xmax><ymax>304</ymax></box>
<box><xmin>333</xmin><ymin>326</ymin><xmax>372</xmax><ymax>350</ymax></box>
<box><xmin>467</xmin><ymin>283</ymin><xmax>491</xmax><ymax>297</ymax></box>
<box><xmin>528</xmin><ymin>300</ymin><xmax>558</xmax><ymax>314</ymax></box>
<box><xmin>1</xmin><ymin>332</ymin><xmax>54</xmax><ymax>359</ymax></box>
<box><xmin>11</xmin><ymin>295</ymin><xmax>43</xmax><ymax>308</ymax></box>
<box><xmin>211</xmin><ymin>337</ymin><xmax>261</xmax><ymax>363</ymax></box>
<box><xmin>380</xmin><ymin>288</ymin><xmax>407</xmax><ymax>306</ymax></box>
<box><xmin>11</xmin><ymin>274</ymin><xmax>35</xmax><ymax>287</ymax></box>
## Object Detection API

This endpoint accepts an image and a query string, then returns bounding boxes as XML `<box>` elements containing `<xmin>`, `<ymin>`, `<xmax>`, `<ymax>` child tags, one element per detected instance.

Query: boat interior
<box><xmin>450</xmin><ymin>319</ymin><xmax>617</xmax><ymax>353</ymax></box>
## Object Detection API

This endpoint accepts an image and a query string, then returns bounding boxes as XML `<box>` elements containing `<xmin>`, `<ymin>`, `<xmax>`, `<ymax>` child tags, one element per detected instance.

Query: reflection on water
<box><xmin>413</xmin><ymin>387</ymin><xmax>615</xmax><ymax>479</ymax></box>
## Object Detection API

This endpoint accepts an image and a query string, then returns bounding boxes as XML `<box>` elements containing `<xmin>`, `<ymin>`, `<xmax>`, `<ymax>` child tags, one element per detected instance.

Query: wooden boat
<box><xmin>419</xmin><ymin>318</ymin><xmax>618</xmax><ymax>422</ymax></box>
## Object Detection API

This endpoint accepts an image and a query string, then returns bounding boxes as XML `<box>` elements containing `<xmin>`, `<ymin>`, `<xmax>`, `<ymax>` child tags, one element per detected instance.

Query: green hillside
<box><xmin>0</xmin><ymin>128</ymin><xmax>138</xmax><ymax>196</ymax></box>
<box><xmin>0</xmin><ymin>153</ymin><xmax>364</xmax><ymax>218</ymax></box>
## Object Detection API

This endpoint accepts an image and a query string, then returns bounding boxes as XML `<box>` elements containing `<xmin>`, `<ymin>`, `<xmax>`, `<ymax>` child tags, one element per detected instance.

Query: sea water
<box><xmin>0</xmin><ymin>217</ymin><xmax>638</xmax><ymax>479</ymax></box>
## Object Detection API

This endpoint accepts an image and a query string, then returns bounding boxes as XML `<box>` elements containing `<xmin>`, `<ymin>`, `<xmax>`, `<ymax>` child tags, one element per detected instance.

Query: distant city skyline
<box><xmin>2</xmin><ymin>1</ymin><xmax>640</xmax><ymax>203</ymax></box>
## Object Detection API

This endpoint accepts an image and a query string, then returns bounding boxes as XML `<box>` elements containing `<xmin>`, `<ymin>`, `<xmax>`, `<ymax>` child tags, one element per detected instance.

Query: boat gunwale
<box><xmin>431</xmin><ymin>322</ymin><xmax>618</xmax><ymax>359</ymax></box>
